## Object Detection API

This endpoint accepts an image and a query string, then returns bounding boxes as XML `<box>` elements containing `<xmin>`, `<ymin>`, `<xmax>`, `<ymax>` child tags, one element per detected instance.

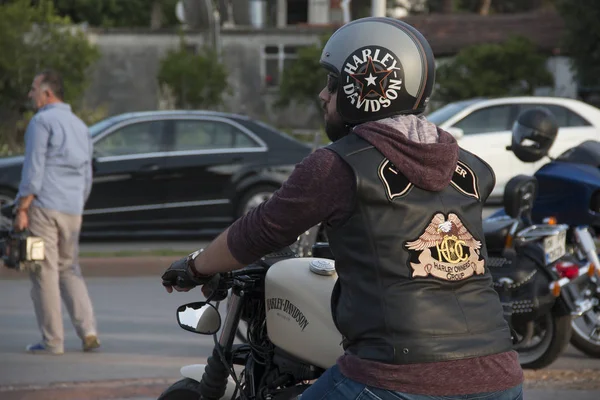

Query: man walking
<box><xmin>15</xmin><ymin>69</ymin><xmax>100</xmax><ymax>355</ymax></box>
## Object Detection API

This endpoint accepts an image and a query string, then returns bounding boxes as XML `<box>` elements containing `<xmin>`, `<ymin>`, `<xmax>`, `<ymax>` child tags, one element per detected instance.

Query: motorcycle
<box><xmin>230</xmin><ymin>225</ymin><xmax>327</xmax><ymax>344</ymax></box>
<box><xmin>487</xmin><ymin>139</ymin><xmax>600</xmax><ymax>358</ymax></box>
<box><xmin>159</xmin><ymin>248</ymin><xmax>330</xmax><ymax>400</ymax></box>
<box><xmin>157</xmin><ymin>178</ymin><xmax>596</xmax><ymax>400</ymax></box>
<box><xmin>481</xmin><ymin>174</ymin><xmax>595</xmax><ymax>368</ymax></box>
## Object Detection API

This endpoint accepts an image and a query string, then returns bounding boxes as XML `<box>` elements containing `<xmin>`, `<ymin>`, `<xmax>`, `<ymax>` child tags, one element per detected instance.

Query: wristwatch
<box><xmin>187</xmin><ymin>249</ymin><xmax>210</xmax><ymax>278</ymax></box>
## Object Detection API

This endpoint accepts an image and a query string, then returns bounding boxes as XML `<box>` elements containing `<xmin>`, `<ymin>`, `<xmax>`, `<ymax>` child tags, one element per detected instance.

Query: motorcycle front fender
<box><xmin>180</xmin><ymin>364</ymin><xmax>238</xmax><ymax>399</ymax></box>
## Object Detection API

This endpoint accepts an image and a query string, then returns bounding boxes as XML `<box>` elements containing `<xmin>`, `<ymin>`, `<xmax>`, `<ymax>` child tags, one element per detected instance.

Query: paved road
<box><xmin>0</xmin><ymin>276</ymin><xmax>213</xmax><ymax>386</ymax></box>
<box><xmin>1</xmin><ymin>276</ymin><xmax>599</xmax><ymax>399</ymax></box>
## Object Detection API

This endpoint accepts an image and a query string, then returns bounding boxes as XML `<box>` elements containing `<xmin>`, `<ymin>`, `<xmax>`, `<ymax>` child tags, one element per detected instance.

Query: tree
<box><xmin>554</xmin><ymin>0</ymin><xmax>600</xmax><ymax>93</ymax></box>
<box><xmin>276</xmin><ymin>33</ymin><xmax>333</xmax><ymax>117</ymax></box>
<box><xmin>157</xmin><ymin>33</ymin><xmax>229</xmax><ymax>109</ymax></box>
<box><xmin>434</xmin><ymin>35</ymin><xmax>553</xmax><ymax>103</ymax></box>
<box><xmin>0</xmin><ymin>0</ymin><xmax>100</xmax><ymax>155</ymax></box>
<box><xmin>34</xmin><ymin>0</ymin><xmax>181</xmax><ymax>28</ymax></box>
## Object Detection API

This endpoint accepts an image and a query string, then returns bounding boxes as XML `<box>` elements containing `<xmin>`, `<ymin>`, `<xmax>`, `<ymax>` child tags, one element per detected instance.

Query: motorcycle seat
<box><xmin>482</xmin><ymin>174</ymin><xmax>536</xmax><ymax>252</ymax></box>
<box><xmin>483</xmin><ymin>217</ymin><xmax>518</xmax><ymax>252</ymax></box>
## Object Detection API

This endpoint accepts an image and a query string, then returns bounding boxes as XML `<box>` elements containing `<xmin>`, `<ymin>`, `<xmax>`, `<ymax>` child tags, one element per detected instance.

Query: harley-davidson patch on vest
<box><xmin>405</xmin><ymin>213</ymin><xmax>485</xmax><ymax>281</ymax></box>
<box><xmin>450</xmin><ymin>160</ymin><xmax>479</xmax><ymax>199</ymax></box>
<box><xmin>378</xmin><ymin>159</ymin><xmax>413</xmax><ymax>200</ymax></box>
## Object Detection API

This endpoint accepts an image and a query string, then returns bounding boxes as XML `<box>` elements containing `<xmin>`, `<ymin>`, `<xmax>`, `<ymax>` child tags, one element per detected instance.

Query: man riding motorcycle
<box><xmin>162</xmin><ymin>17</ymin><xmax>524</xmax><ymax>399</ymax></box>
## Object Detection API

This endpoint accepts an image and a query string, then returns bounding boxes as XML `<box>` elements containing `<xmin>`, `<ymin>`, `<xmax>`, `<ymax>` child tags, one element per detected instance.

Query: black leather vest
<box><xmin>326</xmin><ymin>133</ymin><xmax>513</xmax><ymax>364</ymax></box>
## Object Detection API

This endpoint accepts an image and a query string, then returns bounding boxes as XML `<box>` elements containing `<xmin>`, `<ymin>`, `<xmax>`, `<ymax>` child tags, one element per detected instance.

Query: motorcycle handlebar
<box><xmin>206</xmin><ymin>264</ymin><xmax>268</xmax><ymax>290</ymax></box>
<box><xmin>200</xmin><ymin>264</ymin><xmax>268</xmax><ymax>301</ymax></box>
<box><xmin>222</xmin><ymin>264</ymin><xmax>269</xmax><ymax>279</ymax></box>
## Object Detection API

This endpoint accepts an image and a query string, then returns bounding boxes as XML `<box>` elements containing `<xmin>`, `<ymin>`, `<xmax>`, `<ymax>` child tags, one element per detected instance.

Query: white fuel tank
<box><xmin>264</xmin><ymin>257</ymin><xmax>344</xmax><ymax>369</ymax></box>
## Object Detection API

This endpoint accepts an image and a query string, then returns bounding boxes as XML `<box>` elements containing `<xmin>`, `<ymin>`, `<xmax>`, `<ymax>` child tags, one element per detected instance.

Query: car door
<box><xmin>83</xmin><ymin>118</ymin><xmax>170</xmax><ymax>233</ymax></box>
<box><xmin>446</xmin><ymin>104</ymin><xmax>518</xmax><ymax>200</ymax></box>
<box><xmin>515</xmin><ymin>103</ymin><xmax>597</xmax><ymax>164</ymax></box>
<box><xmin>161</xmin><ymin>117</ymin><xmax>267</xmax><ymax>231</ymax></box>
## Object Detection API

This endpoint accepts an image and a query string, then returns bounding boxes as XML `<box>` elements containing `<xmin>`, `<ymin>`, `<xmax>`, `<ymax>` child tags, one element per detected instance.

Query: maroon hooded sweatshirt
<box><xmin>227</xmin><ymin>115</ymin><xmax>523</xmax><ymax>395</ymax></box>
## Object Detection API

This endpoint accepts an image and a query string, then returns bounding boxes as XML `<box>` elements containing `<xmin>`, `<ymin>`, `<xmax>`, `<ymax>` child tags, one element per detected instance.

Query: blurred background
<box><xmin>1</xmin><ymin>2</ymin><xmax>600</xmax><ymax>399</ymax></box>
<box><xmin>1</xmin><ymin>0</ymin><xmax>599</xmax><ymax>240</ymax></box>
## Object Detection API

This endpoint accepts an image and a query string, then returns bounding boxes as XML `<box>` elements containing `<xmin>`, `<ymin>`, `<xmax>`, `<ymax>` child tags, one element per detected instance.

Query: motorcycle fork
<box><xmin>220</xmin><ymin>290</ymin><xmax>244</xmax><ymax>350</ymax></box>
<box><xmin>219</xmin><ymin>287</ymin><xmax>265</xmax><ymax>399</ymax></box>
<box><xmin>574</xmin><ymin>227</ymin><xmax>600</xmax><ymax>283</ymax></box>
<box><xmin>199</xmin><ymin>290</ymin><xmax>245</xmax><ymax>400</ymax></box>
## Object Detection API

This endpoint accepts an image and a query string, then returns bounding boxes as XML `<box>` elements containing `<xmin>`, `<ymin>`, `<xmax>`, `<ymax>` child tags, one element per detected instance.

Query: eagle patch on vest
<box><xmin>450</xmin><ymin>161</ymin><xmax>479</xmax><ymax>199</ymax></box>
<box><xmin>405</xmin><ymin>213</ymin><xmax>486</xmax><ymax>281</ymax></box>
<box><xmin>378</xmin><ymin>159</ymin><xmax>413</xmax><ymax>201</ymax></box>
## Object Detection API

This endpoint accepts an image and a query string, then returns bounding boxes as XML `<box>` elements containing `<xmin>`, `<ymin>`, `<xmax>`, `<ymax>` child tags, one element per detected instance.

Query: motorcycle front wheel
<box><xmin>157</xmin><ymin>378</ymin><xmax>204</xmax><ymax>400</ymax></box>
<box><xmin>513</xmin><ymin>312</ymin><xmax>572</xmax><ymax>369</ymax></box>
<box><xmin>571</xmin><ymin>306</ymin><xmax>600</xmax><ymax>357</ymax></box>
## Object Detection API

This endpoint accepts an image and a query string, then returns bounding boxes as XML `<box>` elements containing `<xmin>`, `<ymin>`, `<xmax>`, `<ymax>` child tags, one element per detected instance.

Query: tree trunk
<box><xmin>442</xmin><ymin>0</ymin><xmax>454</xmax><ymax>14</ymax></box>
<box><xmin>479</xmin><ymin>0</ymin><xmax>492</xmax><ymax>15</ymax></box>
<box><xmin>150</xmin><ymin>0</ymin><xmax>163</xmax><ymax>29</ymax></box>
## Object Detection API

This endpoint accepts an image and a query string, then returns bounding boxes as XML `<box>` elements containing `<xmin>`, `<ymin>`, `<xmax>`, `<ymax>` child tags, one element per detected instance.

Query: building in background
<box><xmin>84</xmin><ymin>2</ymin><xmax>576</xmax><ymax>130</ymax></box>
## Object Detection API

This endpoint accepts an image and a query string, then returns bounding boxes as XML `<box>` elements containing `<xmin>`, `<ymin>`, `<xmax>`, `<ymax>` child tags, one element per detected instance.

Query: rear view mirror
<box><xmin>177</xmin><ymin>302</ymin><xmax>221</xmax><ymax>335</ymax></box>
<box><xmin>445</xmin><ymin>127</ymin><xmax>464</xmax><ymax>140</ymax></box>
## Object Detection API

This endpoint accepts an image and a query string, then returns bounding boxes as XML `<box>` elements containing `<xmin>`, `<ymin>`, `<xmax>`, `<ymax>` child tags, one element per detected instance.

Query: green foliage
<box><xmin>434</xmin><ymin>35</ymin><xmax>553</xmax><ymax>103</ymax></box>
<box><xmin>46</xmin><ymin>0</ymin><xmax>180</xmax><ymax>28</ymax></box>
<box><xmin>276</xmin><ymin>33</ymin><xmax>333</xmax><ymax>115</ymax></box>
<box><xmin>0</xmin><ymin>0</ymin><xmax>100</xmax><ymax>155</ymax></box>
<box><xmin>157</xmin><ymin>33</ymin><xmax>229</xmax><ymax>109</ymax></box>
<box><xmin>553</xmin><ymin>0</ymin><xmax>600</xmax><ymax>89</ymax></box>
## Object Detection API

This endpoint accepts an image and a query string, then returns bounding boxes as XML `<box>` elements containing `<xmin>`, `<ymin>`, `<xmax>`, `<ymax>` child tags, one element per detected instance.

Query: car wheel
<box><xmin>237</xmin><ymin>185</ymin><xmax>278</xmax><ymax>218</ymax></box>
<box><xmin>0</xmin><ymin>189</ymin><xmax>16</xmax><ymax>229</ymax></box>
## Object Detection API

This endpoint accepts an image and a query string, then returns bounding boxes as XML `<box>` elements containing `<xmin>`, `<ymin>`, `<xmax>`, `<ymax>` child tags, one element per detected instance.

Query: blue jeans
<box><xmin>299</xmin><ymin>365</ymin><xmax>523</xmax><ymax>400</ymax></box>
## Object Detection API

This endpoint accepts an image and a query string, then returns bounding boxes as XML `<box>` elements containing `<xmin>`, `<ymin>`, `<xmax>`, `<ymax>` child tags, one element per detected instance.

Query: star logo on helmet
<box><xmin>339</xmin><ymin>46</ymin><xmax>405</xmax><ymax>114</ymax></box>
<box><xmin>350</xmin><ymin>57</ymin><xmax>394</xmax><ymax>100</ymax></box>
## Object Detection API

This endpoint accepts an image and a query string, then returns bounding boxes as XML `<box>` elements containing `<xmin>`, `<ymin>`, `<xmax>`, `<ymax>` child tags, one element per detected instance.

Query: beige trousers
<box><xmin>27</xmin><ymin>205</ymin><xmax>97</xmax><ymax>351</ymax></box>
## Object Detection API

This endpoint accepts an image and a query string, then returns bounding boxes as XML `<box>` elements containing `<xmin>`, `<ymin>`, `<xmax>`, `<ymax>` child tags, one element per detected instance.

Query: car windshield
<box><xmin>426</xmin><ymin>100</ymin><xmax>482</xmax><ymax>125</ymax></box>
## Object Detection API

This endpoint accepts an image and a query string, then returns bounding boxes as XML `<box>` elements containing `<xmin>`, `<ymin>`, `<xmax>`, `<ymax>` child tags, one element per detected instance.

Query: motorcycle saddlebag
<box><xmin>488</xmin><ymin>248</ymin><xmax>554</xmax><ymax>321</ymax></box>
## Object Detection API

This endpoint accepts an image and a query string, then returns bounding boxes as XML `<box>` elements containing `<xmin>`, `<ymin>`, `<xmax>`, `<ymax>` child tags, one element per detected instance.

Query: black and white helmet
<box><xmin>320</xmin><ymin>17</ymin><xmax>436</xmax><ymax>125</ymax></box>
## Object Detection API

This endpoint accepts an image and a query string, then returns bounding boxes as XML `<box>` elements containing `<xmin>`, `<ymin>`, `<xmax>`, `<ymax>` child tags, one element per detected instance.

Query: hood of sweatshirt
<box><xmin>352</xmin><ymin>114</ymin><xmax>459</xmax><ymax>192</ymax></box>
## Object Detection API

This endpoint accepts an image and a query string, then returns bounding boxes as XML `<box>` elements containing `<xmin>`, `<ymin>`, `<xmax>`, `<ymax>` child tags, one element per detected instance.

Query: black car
<box><xmin>0</xmin><ymin>110</ymin><xmax>312</xmax><ymax>237</ymax></box>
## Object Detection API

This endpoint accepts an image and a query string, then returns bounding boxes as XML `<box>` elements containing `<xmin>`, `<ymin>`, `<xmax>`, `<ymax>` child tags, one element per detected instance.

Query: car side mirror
<box><xmin>177</xmin><ymin>302</ymin><xmax>221</xmax><ymax>335</ymax></box>
<box><xmin>446</xmin><ymin>127</ymin><xmax>464</xmax><ymax>140</ymax></box>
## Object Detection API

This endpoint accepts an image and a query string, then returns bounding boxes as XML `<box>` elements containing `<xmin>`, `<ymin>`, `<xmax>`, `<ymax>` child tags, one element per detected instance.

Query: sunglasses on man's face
<box><xmin>326</xmin><ymin>74</ymin><xmax>339</xmax><ymax>94</ymax></box>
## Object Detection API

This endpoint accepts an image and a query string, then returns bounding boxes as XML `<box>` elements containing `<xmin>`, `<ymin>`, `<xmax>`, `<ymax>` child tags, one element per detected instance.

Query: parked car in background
<box><xmin>426</xmin><ymin>96</ymin><xmax>600</xmax><ymax>202</ymax></box>
<box><xmin>0</xmin><ymin>111</ymin><xmax>312</xmax><ymax>238</ymax></box>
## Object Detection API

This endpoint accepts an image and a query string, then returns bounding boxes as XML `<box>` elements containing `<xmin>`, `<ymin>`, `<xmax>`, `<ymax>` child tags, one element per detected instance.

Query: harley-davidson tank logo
<box><xmin>450</xmin><ymin>161</ymin><xmax>479</xmax><ymax>199</ymax></box>
<box><xmin>405</xmin><ymin>213</ymin><xmax>485</xmax><ymax>281</ymax></box>
<box><xmin>266</xmin><ymin>297</ymin><xmax>309</xmax><ymax>331</ymax></box>
<box><xmin>378</xmin><ymin>159</ymin><xmax>413</xmax><ymax>201</ymax></box>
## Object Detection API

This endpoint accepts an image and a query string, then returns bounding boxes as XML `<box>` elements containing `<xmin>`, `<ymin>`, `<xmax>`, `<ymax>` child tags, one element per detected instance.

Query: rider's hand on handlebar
<box><xmin>201</xmin><ymin>274</ymin><xmax>229</xmax><ymax>300</ymax></box>
<box><xmin>161</xmin><ymin>252</ymin><xmax>212</xmax><ymax>293</ymax></box>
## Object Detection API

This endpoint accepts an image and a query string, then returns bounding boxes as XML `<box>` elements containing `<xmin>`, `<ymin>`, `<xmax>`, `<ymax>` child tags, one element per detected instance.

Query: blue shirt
<box><xmin>18</xmin><ymin>103</ymin><xmax>93</xmax><ymax>216</ymax></box>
